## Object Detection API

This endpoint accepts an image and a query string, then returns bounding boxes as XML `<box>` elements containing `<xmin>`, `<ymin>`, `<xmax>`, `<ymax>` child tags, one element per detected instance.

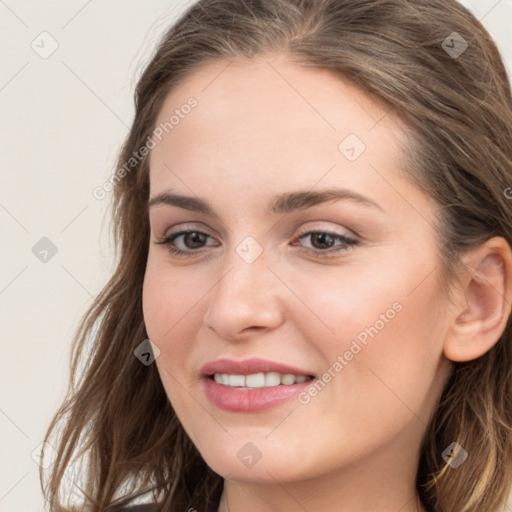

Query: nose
<box><xmin>203</xmin><ymin>245</ymin><xmax>285</xmax><ymax>341</ymax></box>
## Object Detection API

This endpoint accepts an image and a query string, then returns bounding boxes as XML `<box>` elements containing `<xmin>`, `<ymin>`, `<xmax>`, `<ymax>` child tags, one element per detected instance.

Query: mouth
<box><xmin>200</xmin><ymin>358</ymin><xmax>317</xmax><ymax>412</ymax></box>
<box><xmin>208</xmin><ymin>372</ymin><xmax>315</xmax><ymax>389</ymax></box>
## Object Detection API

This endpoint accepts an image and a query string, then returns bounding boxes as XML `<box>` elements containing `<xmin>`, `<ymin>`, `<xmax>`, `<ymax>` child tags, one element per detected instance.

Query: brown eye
<box><xmin>156</xmin><ymin>230</ymin><xmax>218</xmax><ymax>257</ymax></box>
<box><xmin>294</xmin><ymin>230</ymin><xmax>358</xmax><ymax>259</ymax></box>
<box><xmin>306</xmin><ymin>232</ymin><xmax>336</xmax><ymax>249</ymax></box>
<box><xmin>175</xmin><ymin>231</ymin><xmax>208</xmax><ymax>249</ymax></box>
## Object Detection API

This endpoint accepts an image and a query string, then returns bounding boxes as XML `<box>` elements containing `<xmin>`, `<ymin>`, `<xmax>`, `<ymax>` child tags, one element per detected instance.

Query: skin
<box><xmin>142</xmin><ymin>53</ymin><xmax>512</xmax><ymax>512</ymax></box>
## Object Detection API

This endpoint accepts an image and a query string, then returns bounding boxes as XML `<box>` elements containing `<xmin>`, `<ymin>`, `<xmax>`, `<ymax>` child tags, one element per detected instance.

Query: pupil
<box><xmin>186</xmin><ymin>232</ymin><xmax>206</xmax><ymax>249</ymax></box>
<box><xmin>312</xmin><ymin>233</ymin><xmax>333</xmax><ymax>249</ymax></box>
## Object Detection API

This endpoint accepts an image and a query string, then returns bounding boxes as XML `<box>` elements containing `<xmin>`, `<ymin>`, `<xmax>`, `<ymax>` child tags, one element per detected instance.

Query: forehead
<box><xmin>148</xmin><ymin>53</ymin><xmax>411</xmax><ymax>198</ymax></box>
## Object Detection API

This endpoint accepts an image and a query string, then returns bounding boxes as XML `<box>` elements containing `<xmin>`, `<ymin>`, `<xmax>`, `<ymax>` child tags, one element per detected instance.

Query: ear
<box><xmin>443</xmin><ymin>236</ymin><xmax>512</xmax><ymax>362</ymax></box>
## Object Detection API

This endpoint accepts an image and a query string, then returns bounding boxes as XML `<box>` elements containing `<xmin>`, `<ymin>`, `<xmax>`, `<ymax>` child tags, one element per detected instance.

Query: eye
<box><xmin>292</xmin><ymin>229</ymin><xmax>358</xmax><ymax>259</ymax></box>
<box><xmin>155</xmin><ymin>229</ymin><xmax>218</xmax><ymax>257</ymax></box>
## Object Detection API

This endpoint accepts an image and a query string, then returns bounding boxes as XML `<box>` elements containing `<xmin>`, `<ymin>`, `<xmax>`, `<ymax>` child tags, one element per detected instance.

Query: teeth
<box><xmin>212</xmin><ymin>372</ymin><xmax>312</xmax><ymax>388</ymax></box>
<box><xmin>246</xmin><ymin>373</ymin><xmax>265</xmax><ymax>387</ymax></box>
<box><xmin>265</xmin><ymin>372</ymin><xmax>281</xmax><ymax>387</ymax></box>
<box><xmin>280</xmin><ymin>373</ymin><xmax>296</xmax><ymax>385</ymax></box>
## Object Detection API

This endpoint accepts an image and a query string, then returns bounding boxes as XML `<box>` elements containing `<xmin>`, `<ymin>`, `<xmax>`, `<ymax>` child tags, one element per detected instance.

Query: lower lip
<box><xmin>203</xmin><ymin>376</ymin><xmax>315</xmax><ymax>412</ymax></box>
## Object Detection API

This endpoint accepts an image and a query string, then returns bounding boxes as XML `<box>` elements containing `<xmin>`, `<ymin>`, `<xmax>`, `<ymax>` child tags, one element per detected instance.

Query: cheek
<box><xmin>142</xmin><ymin>257</ymin><xmax>199</xmax><ymax>343</ymax></box>
<box><xmin>288</xmin><ymin>258</ymin><xmax>448</xmax><ymax>416</ymax></box>
<box><xmin>142</xmin><ymin>264</ymin><xmax>168</xmax><ymax>343</ymax></box>
<box><xmin>142</xmin><ymin>257</ymin><xmax>211</xmax><ymax>393</ymax></box>
<box><xmin>142</xmin><ymin>259</ymin><xmax>205</xmax><ymax>427</ymax></box>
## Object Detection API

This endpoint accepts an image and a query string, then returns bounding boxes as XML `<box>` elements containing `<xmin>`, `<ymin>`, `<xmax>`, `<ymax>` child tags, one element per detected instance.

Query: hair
<box><xmin>41</xmin><ymin>0</ymin><xmax>512</xmax><ymax>511</ymax></box>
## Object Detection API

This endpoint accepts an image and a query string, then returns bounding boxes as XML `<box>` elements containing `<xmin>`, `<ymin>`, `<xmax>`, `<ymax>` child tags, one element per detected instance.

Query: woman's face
<box><xmin>143</xmin><ymin>54</ymin><xmax>453</xmax><ymax>485</ymax></box>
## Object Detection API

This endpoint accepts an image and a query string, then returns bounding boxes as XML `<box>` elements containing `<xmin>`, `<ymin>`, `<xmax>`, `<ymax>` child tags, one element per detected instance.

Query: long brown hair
<box><xmin>41</xmin><ymin>1</ymin><xmax>512</xmax><ymax>510</ymax></box>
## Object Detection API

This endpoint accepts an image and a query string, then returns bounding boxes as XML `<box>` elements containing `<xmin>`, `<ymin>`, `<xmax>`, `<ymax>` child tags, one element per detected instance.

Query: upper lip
<box><xmin>200</xmin><ymin>358</ymin><xmax>315</xmax><ymax>377</ymax></box>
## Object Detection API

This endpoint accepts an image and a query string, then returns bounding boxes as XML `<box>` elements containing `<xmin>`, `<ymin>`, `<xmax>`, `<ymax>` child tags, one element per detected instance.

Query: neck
<box><xmin>217</xmin><ymin>478</ymin><xmax>427</xmax><ymax>512</ymax></box>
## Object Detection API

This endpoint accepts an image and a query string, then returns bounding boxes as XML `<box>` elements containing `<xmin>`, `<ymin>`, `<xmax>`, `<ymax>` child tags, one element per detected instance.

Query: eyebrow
<box><xmin>148</xmin><ymin>187</ymin><xmax>384</xmax><ymax>218</ymax></box>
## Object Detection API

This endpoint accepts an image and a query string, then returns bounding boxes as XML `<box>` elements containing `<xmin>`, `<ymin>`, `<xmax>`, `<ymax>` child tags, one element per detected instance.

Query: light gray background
<box><xmin>1</xmin><ymin>1</ymin><xmax>511</xmax><ymax>510</ymax></box>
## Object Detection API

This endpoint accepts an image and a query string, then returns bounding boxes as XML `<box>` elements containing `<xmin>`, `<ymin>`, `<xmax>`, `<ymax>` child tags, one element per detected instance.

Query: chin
<box><xmin>204</xmin><ymin>456</ymin><xmax>305</xmax><ymax>483</ymax></box>
<box><xmin>197</xmin><ymin>440</ymin><xmax>323</xmax><ymax>484</ymax></box>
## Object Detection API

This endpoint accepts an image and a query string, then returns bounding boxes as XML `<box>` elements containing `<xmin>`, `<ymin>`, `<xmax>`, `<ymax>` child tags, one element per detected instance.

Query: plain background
<box><xmin>1</xmin><ymin>1</ymin><xmax>511</xmax><ymax>510</ymax></box>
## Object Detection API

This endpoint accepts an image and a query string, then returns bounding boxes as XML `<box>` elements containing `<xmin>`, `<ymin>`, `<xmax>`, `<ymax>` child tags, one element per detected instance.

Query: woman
<box><xmin>41</xmin><ymin>0</ymin><xmax>512</xmax><ymax>511</ymax></box>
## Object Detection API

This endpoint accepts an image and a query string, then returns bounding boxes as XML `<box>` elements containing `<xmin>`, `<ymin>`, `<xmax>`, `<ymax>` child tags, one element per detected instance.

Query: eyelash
<box><xmin>155</xmin><ymin>228</ymin><xmax>358</xmax><ymax>259</ymax></box>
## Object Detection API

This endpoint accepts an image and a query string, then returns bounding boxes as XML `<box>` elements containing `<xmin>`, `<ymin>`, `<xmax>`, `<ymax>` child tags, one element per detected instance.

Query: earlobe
<box><xmin>443</xmin><ymin>236</ymin><xmax>512</xmax><ymax>362</ymax></box>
